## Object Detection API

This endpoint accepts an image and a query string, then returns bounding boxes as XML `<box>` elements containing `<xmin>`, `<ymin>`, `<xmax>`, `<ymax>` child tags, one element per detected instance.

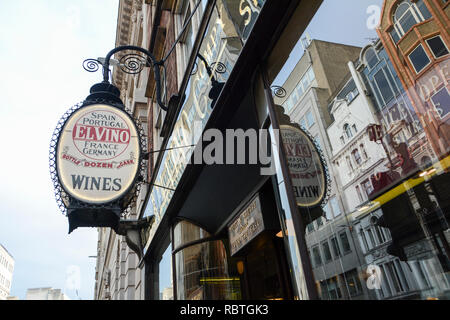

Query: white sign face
<box><xmin>56</xmin><ymin>104</ymin><xmax>140</xmax><ymax>204</ymax></box>
<box><xmin>280</xmin><ymin>125</ymin><xmax>326</xmax><ymax>208</ymax></box>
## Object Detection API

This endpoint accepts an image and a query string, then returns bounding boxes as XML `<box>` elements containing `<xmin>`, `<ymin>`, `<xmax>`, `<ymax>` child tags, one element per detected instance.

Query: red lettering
<box><xmin>72</xmin><ymin>125</ymin><xmax>130</xmax><ymax>144</ymax></box>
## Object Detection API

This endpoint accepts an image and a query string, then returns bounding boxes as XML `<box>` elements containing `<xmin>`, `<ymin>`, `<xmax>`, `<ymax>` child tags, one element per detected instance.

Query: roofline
<box><xmin>0</xmin><ymin>243</ymin><xmax>14</xmax><ymax>259</ymax></box>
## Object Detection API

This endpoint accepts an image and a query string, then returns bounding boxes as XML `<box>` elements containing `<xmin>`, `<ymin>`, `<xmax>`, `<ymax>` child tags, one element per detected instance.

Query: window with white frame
<box><xmin>426</xmin><ymin>35</ymin><xmax>449</xmax><ymax>58</ymax></box>
<box><xmin>408</xmin><ymin>44</ymin><xmax>431</xmax><ymax>73</ymax></box>
<box><xmin>393</xmin><ymin>0</ymin><xmax>432</xmax><ymax>38</ymax></box>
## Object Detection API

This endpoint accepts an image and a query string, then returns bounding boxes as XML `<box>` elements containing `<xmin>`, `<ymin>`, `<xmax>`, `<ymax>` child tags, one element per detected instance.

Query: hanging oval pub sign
<box><xmin>56</xmin><ymin>103</ymin><xmax>140</xmax><ymax>204</ymax></box>
<box><xmin>280</xmin><ymin>125</ymin><xmax>327</xmax><ymax>208</ymax></box>
<box><xmin>50</xmin><ymin>87</ymin><xmax>145</xmax><ymax>234</ymax></box>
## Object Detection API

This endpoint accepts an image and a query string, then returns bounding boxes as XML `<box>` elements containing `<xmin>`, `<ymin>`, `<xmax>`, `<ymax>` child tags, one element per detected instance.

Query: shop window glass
<box><xmin>175</xmin><ymin>240</ymin><xmax>241</xmax><ymax>300</ymax></box>
<box><xmin>265</xmin><ymin>0</ymin><xmax>450</xmax><ymax>301</ymax></box>
<box><xmin>174</xmin><ymin>220</ymin><xmax>211</xmax><ymax>249</ymax></box>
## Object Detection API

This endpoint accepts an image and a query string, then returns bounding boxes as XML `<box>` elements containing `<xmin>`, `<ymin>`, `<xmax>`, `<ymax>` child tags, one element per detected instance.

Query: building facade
<box><xmin>94</xmin><ymin>0</ymin><xmax>450</xmax><ymax>300</ymax></box>
<box><xmin>0</xmin><ymin>244</ymin><xmax>14</xmax><ymax>300</ymax></box>
<box><xmin>377</xmin><ymin>0</ymin><xmax>449</xmax><ymax>159</ymax></box>
<box><xmin>25</xmin><ymin>288</ymin><xmax>70</xmax><ymax>300</ymax></box>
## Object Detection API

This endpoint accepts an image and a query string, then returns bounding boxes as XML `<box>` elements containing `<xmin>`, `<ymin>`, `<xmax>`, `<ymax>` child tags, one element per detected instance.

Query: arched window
<box><xmin>393</xmin><ymin>0</ymin><xmax>432</xmax><ymax>38</ymax></box>
<box><xmin>344</xmin><ymin>124</ymin><xmax>353</xmax><ymax>139</ymax></box>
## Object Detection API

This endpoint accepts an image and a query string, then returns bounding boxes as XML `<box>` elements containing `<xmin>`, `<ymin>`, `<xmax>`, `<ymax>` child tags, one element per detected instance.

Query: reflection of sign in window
<box><xmin>280</xmin><ymin>125</ymin><xmax>326</xmax><ymax>208</ymax></box>
<box><xmin>431</xmin><ymin>87</ymin><xmax>450</xmax><ymax>119</ymax></box>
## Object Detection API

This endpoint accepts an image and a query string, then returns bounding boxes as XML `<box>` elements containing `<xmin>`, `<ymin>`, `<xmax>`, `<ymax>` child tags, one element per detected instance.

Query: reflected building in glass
<box><xmin>94</xmin><ymin>0</ymin><xmax>450</xmax><ymax>301</ymax></box>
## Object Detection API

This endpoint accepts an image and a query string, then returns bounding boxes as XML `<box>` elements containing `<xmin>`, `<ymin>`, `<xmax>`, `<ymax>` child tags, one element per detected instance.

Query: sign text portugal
<box><xmin>57</xmin><ymin>104</ymin><xmax>140</xmax><ymax>204</ymax></box>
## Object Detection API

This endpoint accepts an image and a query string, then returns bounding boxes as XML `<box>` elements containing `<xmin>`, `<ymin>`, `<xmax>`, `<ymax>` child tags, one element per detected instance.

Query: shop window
<box><xmin>430</xmin><ymin>87</ymin><xmax>450</xmax><ymax>119</ymax></box>
<box><xmin>408</xmin><ymin>44</ymin><xmax>431</xmax><ymax>73</ymax></box>
<box><xmin>426</xmin><ymin>36</ymin><xmax>449</xmax><ymax>59</ymax></box>
<box><xmin>175</xmin><ymin>240</ymin><xmax>241</xmax><ymax>300</ymax></box>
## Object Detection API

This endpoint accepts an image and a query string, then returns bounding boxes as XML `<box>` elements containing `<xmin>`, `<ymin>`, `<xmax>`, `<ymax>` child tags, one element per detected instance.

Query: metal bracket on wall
<box><xmin>116</xmin><ymin>215</ymin><xmax>155</xmax><ymax>261</ymax></box>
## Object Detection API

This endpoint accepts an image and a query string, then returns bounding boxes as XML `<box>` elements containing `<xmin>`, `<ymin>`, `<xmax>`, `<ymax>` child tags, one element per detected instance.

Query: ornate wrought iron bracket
<box><xmin>116</xmin><ymin>215</ymin><xmax>155</xmax><ymax>260</ymax></box>
<box><xmin>83</xmin><ymin>45</ymin><xmax>168</xmax><ymax>111</ymax></box>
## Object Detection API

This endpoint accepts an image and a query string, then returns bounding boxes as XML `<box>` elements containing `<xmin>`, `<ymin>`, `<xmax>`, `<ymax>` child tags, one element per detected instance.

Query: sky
<box><xmin>0</xmin><ymin>0</ymin><xmax>384</xmax><ymax>301</ymax></box>
<box><xmin>0</xmin><ymin>0</ymin><xmax>119</xmax><ymax>300</ymax></box>
<box><xmin>275</xmin><ymin>0</ymin><xmax>383</xmax><ymax>85</ymax></box>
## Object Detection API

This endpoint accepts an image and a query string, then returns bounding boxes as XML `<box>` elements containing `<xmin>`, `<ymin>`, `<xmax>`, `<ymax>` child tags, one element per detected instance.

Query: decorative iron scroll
<box><xmin>271</xmin><ymin>85</ymin><xmax>287</xmax><ymax>98</ymax></box>
<box><xmin>118</xmin><ymin>53</ymin><xmax>148</xmax><ymax>75</ymax></box>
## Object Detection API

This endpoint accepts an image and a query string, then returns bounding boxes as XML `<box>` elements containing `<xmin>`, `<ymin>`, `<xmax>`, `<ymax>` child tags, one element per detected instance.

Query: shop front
<box><xmin>140</xmin><ymin>0</ymin><xmax>450</xmax><ymax>301</ymax></box>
